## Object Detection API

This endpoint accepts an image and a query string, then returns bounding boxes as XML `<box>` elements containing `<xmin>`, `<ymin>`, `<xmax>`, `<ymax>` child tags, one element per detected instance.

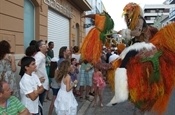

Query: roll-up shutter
<box><xmin>48</xmin><ymin>9</ymin><xmax>69</xmax><ymax>58</ymax></box>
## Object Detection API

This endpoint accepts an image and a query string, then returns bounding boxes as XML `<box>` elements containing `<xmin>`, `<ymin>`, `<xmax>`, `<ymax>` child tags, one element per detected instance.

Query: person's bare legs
<box><xmin>89</xmin><ymin>86</ymin><xmax>94</xmax><ymax>96</ymax></box>
<box><xmin>45</xmin><ymin>90</ymin><xmax>51</xmax><ymax>101</ymax></box>
<box><xmin>93</xmin><ymin>86</ymin><xmax>98</xmax><ymax>107</ymax></box>
<box><xmin>79</xmin><ymin>86</ymin><xmax>84</xmax><ymax>98</ymax></box>
<box><xmin>48</xmin><ymin>95</ymin><xmax>56</xmax><ymax>115</ymax></box>
<box><xmin>98</xmin><ymin>88</ymin><xmax>103</xmax><ymax>107</ymax></box>
<box><xmin>85</xmin><ymin>85</ymin><xmax>90</xmax><ymax>99</ymax></box>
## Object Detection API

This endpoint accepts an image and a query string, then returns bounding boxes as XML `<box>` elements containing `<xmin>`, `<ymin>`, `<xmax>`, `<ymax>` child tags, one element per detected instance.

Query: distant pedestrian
<box><xmin>18</xmin><ymin>40</ymin><xmax>37</xmax><ymax>77</ymax></box>
<box><xmin>72</xmin><ymin>46</ymin><xmax>81</xmax><ymax>64</ymax></box>
<box><xmin>45</xmin><ymin>53</ymin><xmax>52</xmax><ymax>101</ymax></box>
<box><xmin>29</xmin><ymin>40</ymin><xmax>37</xmax><ymax>46</ymax></box>
<box><xmin>47</xmin><ymin>41</ymin><xmax>54</xmax><ymax>58</ymax></box>
<box><xmin>92</xmin><ymin>66</ymin><xmax>106</xmax><ymax>107</ymax></box>
<box><xmin>45</xmin><ymin>41</ymin><xmax>54</xmax><ymax>101</ymax></box>
<box><xmin>54</xmin><ymin>60</ymin><xmax>78</xmax><ymax>115</ymax></box>
<box><xmin>18</xmin><ymin>45</ymin><xmax>37</xmax><ymax>78</ymax></box>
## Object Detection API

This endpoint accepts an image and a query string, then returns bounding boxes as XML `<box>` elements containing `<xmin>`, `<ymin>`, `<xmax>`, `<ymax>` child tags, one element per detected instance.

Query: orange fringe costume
<box><xmin>80</xmin><ymin>13</ymin><xmax>114</xmax><ymax>64</ymax></box>
<box><xmin>106</xmin><ymin>2</ymin><xmax>175</xmax><ymax>114</ymax></box>
<box><xmin>127</xmin><ymin>23</ymin><xmax>175</xmax><ymax>114</ymax></box>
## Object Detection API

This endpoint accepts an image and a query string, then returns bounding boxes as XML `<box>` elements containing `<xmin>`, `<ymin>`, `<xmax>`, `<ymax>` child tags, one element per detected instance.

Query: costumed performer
<box><xmin>107</xmin><ymin>2</ymin><xmax>175</xmax><ymax>115</ymax></box>
<box><xmin>80</xmin><ymin>11</ymin><xmax>114</xmax><ymax>64</ymax></box>
<box><xmin>107</xmin><ymin>2</ymin><xmax>152</xmax><ymax>106</ymax></box>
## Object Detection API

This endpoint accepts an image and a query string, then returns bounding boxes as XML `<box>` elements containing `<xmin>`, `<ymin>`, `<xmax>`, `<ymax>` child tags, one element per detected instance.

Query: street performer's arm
<box><xmin>130</xmin><ymin>18</ymin><xmax>144</xmax><ymax>36</ymax></box>
<box><xmin>117</xmin><ymin>18</ymin><xmax>144</xmax><ymax>40</ymax></box>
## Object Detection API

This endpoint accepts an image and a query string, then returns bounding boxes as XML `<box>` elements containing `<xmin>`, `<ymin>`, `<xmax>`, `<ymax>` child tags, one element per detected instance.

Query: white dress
<box><xmin>54</xmin><ymin>79</ymin><xmax>78</xmax><ymax>115</ymax></box>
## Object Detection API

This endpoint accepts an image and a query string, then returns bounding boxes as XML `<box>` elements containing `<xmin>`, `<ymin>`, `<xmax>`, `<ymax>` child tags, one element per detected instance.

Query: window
<box><xmin>24</xmin><ymin>0</ymin><xmax>35</xmax><ymax>49</ymax></box>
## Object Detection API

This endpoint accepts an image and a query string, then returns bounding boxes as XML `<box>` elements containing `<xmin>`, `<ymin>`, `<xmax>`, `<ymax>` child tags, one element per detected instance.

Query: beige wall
<box><xmin>70</xmin><ymin>3</ymin><xmax>86</xmax><ymax>47</ymax></box>
<box><xmin>0</xmin><ymin>0</ymin><xmax>24</xmax><ymax>54</ymax></box>
<box><xmin>0</xmin><ymin>0</ymin><xmax>87</xmax><ymax>82</ymax></box>
<box><xmin>0</xmin><ymin>0</ymin><xmax>86</xmax><ymax>55</ymax></box>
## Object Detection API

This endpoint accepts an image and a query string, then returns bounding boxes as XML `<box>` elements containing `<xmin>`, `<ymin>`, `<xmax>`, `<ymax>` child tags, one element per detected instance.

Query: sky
<box><xmin>101</xmin><ymin>0</ymin><xmax>165</xmax><ymax>31</ymax></box>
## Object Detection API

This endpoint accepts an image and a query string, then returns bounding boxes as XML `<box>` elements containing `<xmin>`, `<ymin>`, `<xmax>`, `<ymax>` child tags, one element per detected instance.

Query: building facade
<box><xmin>84</xmin><ymin>0</ymin><xmax>104</xmax><ymax>35</ymax></box>
<box><xmin>143</xmin><ymin>4</ymin><xmax>171</xmax><ymax>29</ymax></box>
<box><xmin>165</xmin><ymin>0</ymin><xmax>175</xmax><ymax>22</ymax></box>
<box><xmin>0</xmin><ymin>0</ymin><xmax>91</xmax><ymax>58</ymax></box>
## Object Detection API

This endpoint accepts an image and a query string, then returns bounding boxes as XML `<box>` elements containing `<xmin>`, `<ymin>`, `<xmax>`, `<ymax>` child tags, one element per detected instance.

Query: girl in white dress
<box><xmin>54</xmin><ymin>60</ymin><xmax>78</xmax><ymax>115</ymax></box>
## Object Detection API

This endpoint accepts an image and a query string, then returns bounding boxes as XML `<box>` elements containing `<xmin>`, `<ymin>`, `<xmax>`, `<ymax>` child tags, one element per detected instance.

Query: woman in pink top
<box><xmin>92</xmin><ymin>66</ymin><xmax>106</xmax><ymax>107</ymax></box>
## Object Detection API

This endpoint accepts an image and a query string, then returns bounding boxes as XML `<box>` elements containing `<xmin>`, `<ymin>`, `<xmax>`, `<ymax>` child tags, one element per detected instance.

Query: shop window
<box><xmin>24</xmin><ymin>0</ymin><xmax>35</xmax><ymax>49</ymax></box>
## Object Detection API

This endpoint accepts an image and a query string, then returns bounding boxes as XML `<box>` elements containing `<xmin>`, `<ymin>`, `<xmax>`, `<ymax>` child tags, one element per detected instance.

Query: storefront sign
<box><xmin>44</xmin><ymin>0</ymin><xmax>73</xmax><ymax>18</ymax></box>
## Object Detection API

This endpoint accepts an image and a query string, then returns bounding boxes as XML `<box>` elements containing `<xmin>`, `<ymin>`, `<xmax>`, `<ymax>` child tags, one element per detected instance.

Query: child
<box><xmin>92</xmin><ymin>65</ymin><xmax>106</xmax><ymax>107</ymax></box>
<box><xmin>69</xmin><ymin>58</ymin><xmax>79</xmax><ymax>96</ymax></box>
<box><xmin>70</xmin><ymin>58</ymin><xmax>79</xmax><ymax>81</ymax></box>
<box><xmin>19</xmin><ymin>56</ymin><xmax>44</xmax><ymax>115</ymax></box>
<box><xmin>54</xmin><ymin>60</ymin><xmax>78</xmax><ymax>115</ymax></box>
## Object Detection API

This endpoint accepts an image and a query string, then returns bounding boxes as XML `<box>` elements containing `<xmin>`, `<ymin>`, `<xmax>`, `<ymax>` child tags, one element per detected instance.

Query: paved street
<box><xmin>17</xmin><ymin>73</ymin><xmax>175</xmax><ymax>115</ymax></box>
<box><xmin>44</xmin><ymin>91</ymin><xmax>90</xmax><ymax>115</ymax></box>
<box><xmin>85</xmin><ymin>85</ymin><xmax>137</xmax><ymax>115</ymax></box>
<box><xmin>42</xmin><ymin>85</ymin><xmax>175</xmax><ymax>115</ymax></box>
<box><xmin>85</xmin><ymin>85</ymin><xmax>175</xmax><ymax>115</ymax></box>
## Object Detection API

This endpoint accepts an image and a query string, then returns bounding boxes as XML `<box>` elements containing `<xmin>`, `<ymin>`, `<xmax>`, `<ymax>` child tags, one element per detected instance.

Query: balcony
<box><xmin>68</xmin><ymin>0</ymin><xmax>92</xmax><ymax>11</ymax></box>
<box><xmin>144</xmin><ymin>12</ymin><xmax>169</xmax><ymax>16</ymax></box>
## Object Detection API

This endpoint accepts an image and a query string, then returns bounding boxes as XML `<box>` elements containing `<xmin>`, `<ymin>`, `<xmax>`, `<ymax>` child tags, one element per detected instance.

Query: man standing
<box><xmin>0</xmin><ymin>80</ymin><xmax>29</xmax><ymax>115</ymax></box>
<box><xmin>34</xmin><ymin>40</ymin><xmax>49</xmax><ymax>114</ymax></box>
<box><xmin>47</xmin><ymin>41</ymin><xmax>54</xmax><ymax>58</ymax></box>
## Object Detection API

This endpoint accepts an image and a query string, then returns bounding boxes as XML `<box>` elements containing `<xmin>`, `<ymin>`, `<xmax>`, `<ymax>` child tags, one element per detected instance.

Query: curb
<box><xmin>78</xmin><ymin>96</ymin><xmax>94</xmax><ymax>115</ymax></box>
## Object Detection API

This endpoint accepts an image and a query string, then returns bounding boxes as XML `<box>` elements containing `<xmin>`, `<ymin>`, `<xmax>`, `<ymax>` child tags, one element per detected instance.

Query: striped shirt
<box><xmin>0</xmin><ymin>96</ymin><xmax>26</xmax><ymax>115</ymax></box>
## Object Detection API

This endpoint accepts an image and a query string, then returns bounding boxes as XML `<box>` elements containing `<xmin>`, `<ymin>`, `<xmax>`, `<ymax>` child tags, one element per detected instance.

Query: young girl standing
<box><xmin>92</xmin><ymin>66</ymin><xmax>106</xmax><ymax>107</ymax></box>
<box><xmin>54</xmin><ymin>60</ymin><xmax>78</xmax><ymax>115</ymax></box>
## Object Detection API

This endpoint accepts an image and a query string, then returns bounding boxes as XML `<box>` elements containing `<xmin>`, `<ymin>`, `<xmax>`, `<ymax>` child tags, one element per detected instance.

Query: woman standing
<box><xmin>0</xmin><ymin>40</ymin><xmax>18</xmax><ymax>97</ymax></box>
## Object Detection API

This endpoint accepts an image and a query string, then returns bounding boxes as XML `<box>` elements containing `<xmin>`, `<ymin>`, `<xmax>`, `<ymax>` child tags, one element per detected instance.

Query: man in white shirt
<box><xmin>34</xmin><ymin>40</ymin><xmax>49</xmax><ymax>114</ymax></box>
